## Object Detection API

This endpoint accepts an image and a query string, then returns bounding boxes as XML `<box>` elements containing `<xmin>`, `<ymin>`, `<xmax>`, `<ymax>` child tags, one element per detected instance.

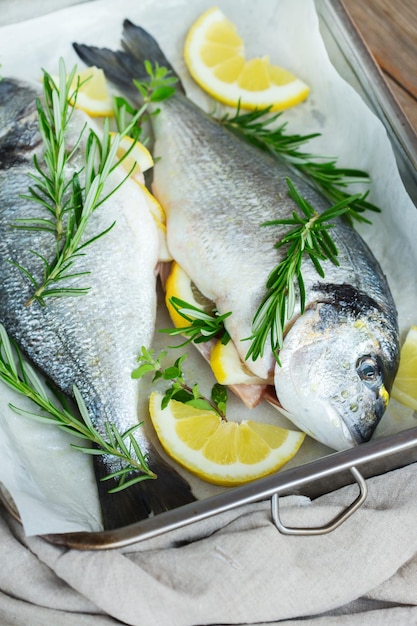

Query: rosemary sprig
<box><xmin>10</xmin><ymin>59</ymin><xmax>128</xmax><ymax>306</ymax></box>
<box><xmin>113</xmin><ymin>60</ymin><xmax>178</xmax><ymax>140</ymax></box>
<box><xmin>11</xmin><ymin>59</ymin><xmax>177</xmax><ymax>307</ymax></box>
<box><xmin>159</xmin><ymin>297</ymin><xmax>231</xmax><ymax>346</ymax></box>
<box><xmin>0</xmin><ymin>324</ymin><xmax>155</xmax><ymax>493</ymax></box>
<box><xmin>221</xmin><ymin>104</ymin><xmax>379</xmax><ymax>224</ymax></box>
<box><xmin>15</xmin><ymin>62</ymin><xmax>83</xmax><ymax>244</ymax></box>
<box><xmin>132</xmin><ymin>347</ymin><xmax>228</xmax><ymax>419</ymax></box>
<box><xmin>246</xmin><ymin>178</ymin><xmax>360</xmax><ymax>362</ymax></box>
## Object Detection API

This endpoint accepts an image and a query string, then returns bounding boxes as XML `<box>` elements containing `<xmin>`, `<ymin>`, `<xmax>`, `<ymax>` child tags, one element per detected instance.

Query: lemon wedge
<box><xmin>184</xmin><ymin>7</ymin><xmax>310</xmax><ymax>111</ymax></box>
<box><xmin>110</xmin><ymin>133</ymin><xmax>154</xmax><ymax>182</ymax></box>
<box><xmin>165</xmin><ymin>263</ymin><xmax>268</xmax><ymax>389</ymax></box>
<box><xmin>391</xmin><ymin>325</ymin><xmax>417</xmax><ymax>411</ymax></box>
<box><xmin>137</xmin><ymin>183</ymin><xmax>167</xmax><ymax>224</ymax></box>
<box><xmin>135</xmin><ymin>182</ymin><xmax>172</xmax><ymax>262</ymax></box>
<box><xmin>68</xmin><ymin>66</ymin><xmax>114</xmax><ymax>117</ymax></box>
<box><xmin>165</xmin><ymin>261</ymin><xmax>214</xmax><ymax>328</ymax></box>
<box><xmin>210</xmin><ymin>338</ymin><xmax>268</xmax><ymax>386</ymax></box>
<box><xmin>149</xmin><ymin>392</ymin><xmax>305</xmax><ymax>486</ymax></box>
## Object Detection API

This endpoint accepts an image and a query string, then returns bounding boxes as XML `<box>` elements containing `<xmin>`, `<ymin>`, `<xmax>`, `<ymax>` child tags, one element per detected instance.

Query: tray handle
<box><xmin>271</xmin><ymin>466</ymin><xmax>367</xmax><ymax>535</ymax></box>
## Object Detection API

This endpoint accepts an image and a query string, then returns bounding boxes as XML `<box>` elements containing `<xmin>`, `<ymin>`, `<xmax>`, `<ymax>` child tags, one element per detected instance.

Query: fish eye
<box><xmin>356</xmin><ymin>356</ymin><xmax>380</xmax><ymax>382</ymax></box>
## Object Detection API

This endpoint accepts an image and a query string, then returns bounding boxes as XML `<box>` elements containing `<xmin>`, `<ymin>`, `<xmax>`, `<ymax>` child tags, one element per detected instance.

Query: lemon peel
<box><xmin>68</xmin><ymin>66</ymin><xmax>115</xmax><ymax>117</ymax></box>
<box><xmin>132</xmin><ymin>182</ymin><xmax>171</xmax><ymax>262</ymax></box>
<box><xmin>210</xmin><ymin>338</ymin><xmax>268</xmax><ymax>386</ymax></box>
<box><xmin>184</xmin><ymin>7</ymin><xmax>310</xmax><ymax>111</ymax></box>
<box><xmin>164</xmin><ymin>263</ymin><xmax>268</xmax><ymax>388</ymax></box>
<box><xmin>165</xmin><ymin>262</ymin><xmax>213</xmax><ymax>329</ymax></box>
<box><xmin>109</xmin><ymin>132</ymin><xmax>154</xmax><ymax>183</ymax></box>
<box><xmin>391</xmin><ymin>325</ymin><xmax>417</xmax><ymax>411</ymax></box>
<box><xmin>149</xmin><ymin>391</ymin><xmax>305</xmax><ymax>486</ymax></box>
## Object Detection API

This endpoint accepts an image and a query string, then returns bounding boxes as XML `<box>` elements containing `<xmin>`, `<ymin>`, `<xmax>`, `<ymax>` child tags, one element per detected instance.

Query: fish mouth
<box><xmin>314</xmin><ymin>404</ymin><xmax>359</xmax><ymax>450</ymax></box>
<box><xmin>339</xmin><ymin>418</ymin><xmax>358</xmax><ymax>447</ymax></box>
<box><xmin>341</xmin><ymin>393</ymin><xmax>388</xmax><ymax>447</ymax></box>
<box><xmin>341</xmin><ymin>419</ymin><xmax>371</xmax><ymax>447</ymax></box>
<box><xmin>287</xmin><ymin>397</ymin><xmax>384</xmax><ymax>451</ymax></box>
<box><xmin>272</xmin><ymin>394</ymin><xmax>357</xmax><ymax>451</ymax></box>
<box><xmin>274</xmin><ymin>379</ymin><xmax>387</xmax><ymax>451</ymax></box>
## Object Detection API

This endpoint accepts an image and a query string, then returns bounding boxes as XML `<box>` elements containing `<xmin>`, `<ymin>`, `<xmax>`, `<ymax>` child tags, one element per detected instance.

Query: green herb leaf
<box><xmin>10</xmin><ymin>58</ymin><xmax>174</xmax><ymax>307</ymax></box>
<box><xmin>159</xmin><ymin>297</ymin><xmax>231</xmax><ymax>346</ymax></box>
<box><xmin>133</xmin><ymin>346</ymin><xmax>228</xmax><ymax>419</ymax></box>
<box><xmin>114</xmin><ymin>61</ymin><xmax>178</xmax><ymax>139</ymax></box>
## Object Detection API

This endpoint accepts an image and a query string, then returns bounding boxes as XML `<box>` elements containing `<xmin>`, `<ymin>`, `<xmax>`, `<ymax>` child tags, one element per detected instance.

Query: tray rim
<box><xmin>329</xmin><ymin>0</ymin><xmax>417</xmax><ymax>173</ymax></box>
<box><xmin>41</xmin><ymin>424</ymin><xmax>417</xmax><ymax>549</ymax></box>
<box><xmin>3</xmin><ymin>0</ymin><xmax>417</xmax><ymax>549</ymax></box>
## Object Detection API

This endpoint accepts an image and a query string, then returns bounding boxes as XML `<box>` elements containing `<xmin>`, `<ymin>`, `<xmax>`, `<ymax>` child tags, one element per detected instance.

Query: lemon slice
<box><xmin>149</xmin><ymin>392</ymin><xmax>305</xmax><ymax>485</ymax></box>
<box><xmin>391</xmin><ymin>325</ymin><xmax>417</xmax><ymax>411</ymax></box>
<box><xmin>135</xmin><ymin>182</ymin><xmax>172</xmax><ymax>262</ymax></box>
<box><xmin>69</xmin><ymin>66</ymin><xmax>115</xmax><ymax>117</ymax></box>
<box><xmin>210</xmin><ymin>338</ymin><xmax>268</xmax><ymax>385</ymax></box>
<box><xmin>110</xmin><ymin>133</ymin><xmax>154</xmax><ymax>183</ymax></box>
<box><xmin>137</xmin><ymin>182</ymin><xmax>167</xmax><ymax>224</ymax></box>
<box><xmin>165</xmin><ymin>264</ymin><xmax>267</xmax><ymax>388</ymax></box>
<box><xmin>184</xmin><ymin>7</ymin><xmax>310</xmax><ymax>111</ymax></box>
<box><xmin>165</xmin><ymin>261</ymin><xmax>214</xmax><ymax>328</ymax></box>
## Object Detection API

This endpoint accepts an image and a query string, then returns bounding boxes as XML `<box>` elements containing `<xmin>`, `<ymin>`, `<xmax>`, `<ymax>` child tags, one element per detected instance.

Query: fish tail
<box><xmin>73</xmin><ymin>19</ymin><xmax>184</xmax><ymax>101</ymax></box>
<box><xmin>94</xmin><ymin>446</ymin><xmax>195</xmax><ymax>530</ymax></box>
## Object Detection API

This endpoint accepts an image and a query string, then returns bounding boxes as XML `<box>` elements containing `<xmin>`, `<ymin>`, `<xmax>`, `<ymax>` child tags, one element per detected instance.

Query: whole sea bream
<box><xmin>0</xmin><ymin>77</ymin><xmax>194</xmax><ymax>529</ymax></box>
<box><xmin>74</xmin><ymin>20</ymin><xmax>400</xmax><ymax>452</ymax></box>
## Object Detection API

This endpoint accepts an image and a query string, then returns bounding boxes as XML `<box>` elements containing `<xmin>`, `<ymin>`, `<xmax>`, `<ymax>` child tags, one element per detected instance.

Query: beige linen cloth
<box><xmin>2</xmin><ymin>462</ymin><xmax>417</xmax><ymax>626</ymax></box>
<box><xmin>2</xmin><ymin>1</ymin><xmax>417</xmax><ymax>625</ymax></box>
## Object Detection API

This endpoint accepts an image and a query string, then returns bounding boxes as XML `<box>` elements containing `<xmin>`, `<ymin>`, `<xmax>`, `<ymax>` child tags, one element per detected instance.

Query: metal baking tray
<box><xmin>3</xmin><ymin>0</ymin><xmax>417</xmax><ymax>549</ymax></box>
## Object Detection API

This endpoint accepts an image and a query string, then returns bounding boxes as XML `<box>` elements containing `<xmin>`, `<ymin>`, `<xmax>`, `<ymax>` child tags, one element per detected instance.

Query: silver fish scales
<box><xmin>0</xmin><ymin>77</ymin><xmax>195</xmax><ymax>529</ymax></box>
<box><xmin>74</xmin><ymin>20</ymin><xmax>400</xmax><ymax>451</ymax></box>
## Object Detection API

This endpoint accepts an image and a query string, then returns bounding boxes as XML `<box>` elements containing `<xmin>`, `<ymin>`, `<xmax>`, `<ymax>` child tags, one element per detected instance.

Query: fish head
<box><xmin>274</xmin><ymin>297</ymin><xmax>399</xmax><ymax>451</ymax></box>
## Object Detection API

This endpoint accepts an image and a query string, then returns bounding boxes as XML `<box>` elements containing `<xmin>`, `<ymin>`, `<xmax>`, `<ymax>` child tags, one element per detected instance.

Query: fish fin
<box><xmin>73</xmin><ymin>19</ymin><xmax>184</xmax><ymax>100</ymax></box>
<box><xmin>93</xmin><ymin>446</ymin><xmax>195</xmax><ymax>531</ymax></box>
<box><xmin>72</xmin><ymin>43</ymin><xmax>141</xmax><ymax>101</ymax></box>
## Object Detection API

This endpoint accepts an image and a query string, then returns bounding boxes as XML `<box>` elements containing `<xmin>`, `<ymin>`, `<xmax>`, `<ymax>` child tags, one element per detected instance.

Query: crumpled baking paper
<box><xmin>0</xmin><ymin>0</ymin><xmax>416</xmax><ymax>536</ymax></box>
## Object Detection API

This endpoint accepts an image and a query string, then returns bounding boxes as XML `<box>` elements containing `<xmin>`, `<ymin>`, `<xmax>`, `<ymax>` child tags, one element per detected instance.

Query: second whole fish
<box><xmin>0</xmin><ymin>77</ymin><xmax>195</xmax><ymax>529</ymax></box>
<box><xmin>74</xmin><ymin>20</ymin><xmax>400</xmax><ymax>451</ymax></box>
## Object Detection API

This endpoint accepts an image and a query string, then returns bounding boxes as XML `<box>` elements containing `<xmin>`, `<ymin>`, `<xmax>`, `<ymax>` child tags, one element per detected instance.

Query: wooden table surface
<box><xmin>342</xmin><ymin>0</ymin><xmax>417</xmax><ymax>134</ymax></box>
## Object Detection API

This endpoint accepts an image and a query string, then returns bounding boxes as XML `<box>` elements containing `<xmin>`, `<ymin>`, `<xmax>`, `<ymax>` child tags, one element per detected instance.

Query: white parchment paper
<box><xmin>0</xmin><ymin>0</ymin><xmax>416</xmax><ymax>536</ymax></box>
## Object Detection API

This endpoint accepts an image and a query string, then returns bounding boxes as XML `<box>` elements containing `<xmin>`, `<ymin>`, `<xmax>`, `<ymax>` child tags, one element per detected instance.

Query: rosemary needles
<box><xmin>160</xmin><ymin>297</ymin><xmax>231</xmax><ymax>346</ymax></box>
<box><xmin>246</xmin><ymin>179</ymin><xmax>360</xmax><ymax>362</ymax></box>
<box><xmin>10</xmin><ymin>60</ymin><xmax>127</xmax><ymax>306</ymax></box>
<box><xmin>10</xmin><ymin>59</ymin><xmax>178</xmax><ymax>307</ymax></box>
<box><xmin>0</xmin><ymin>324</ymin><xmax>155</xmax><ymax>492</ymax></box>
<box><xmin>222</xmin><ymin>104</ymin><xmax>379</xmax><ymax>224</ymax></box>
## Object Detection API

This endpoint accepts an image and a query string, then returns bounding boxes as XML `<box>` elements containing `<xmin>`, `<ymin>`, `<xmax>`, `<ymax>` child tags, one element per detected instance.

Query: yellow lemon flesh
<box><xmin>149</xmin><ymin>392</ymin><xmax>305</xmax><ymax>486</ymax></box>
<box><xmin>133</xmin><ymin>182</ymin><xmax>171</xmax><ymax>262</ymax></box>
<box><xmin>210</xmin><ymin>338</ymin><xmax>268</xmax><ymax>386</ymax></box>
<box><xmin>184</xmin><ymin>7</ymin><xmax>310</xmax><ymax>111</ymax></box>
<box><xmin>68</xmin><ymin>66</ymin><xmax>115</xmax><ymax>117</ymax></box>
<box><xmin>165</xmin><ymin>261</ymin><xmax>214</xmax><ymax>329</ymax></box>
<box><xmin>109</xmin><ymin>133</ymin><xmax>154</xmax><ymax>182</ymax></box>
<box><xmin>391</xmin><ymin>325</ymin><xmax>417</xmax><ymax>411</ymax></box>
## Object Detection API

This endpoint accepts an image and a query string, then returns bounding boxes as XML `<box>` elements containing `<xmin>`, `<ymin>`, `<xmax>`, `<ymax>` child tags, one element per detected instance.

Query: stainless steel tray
<box><xmin>4</xmin><ymin>0</ymin><xmax>417</xmax><ymax>549</ymax></box>
<box><xmin>40</xmin><ymin>426</ymin><xmax>417</xmax><ymax>549</ymax></box>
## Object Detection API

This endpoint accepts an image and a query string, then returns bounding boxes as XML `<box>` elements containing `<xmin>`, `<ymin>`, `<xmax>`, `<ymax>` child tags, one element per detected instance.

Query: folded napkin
<box><xmin>1</xmin><ymin>462</ymin><xmax>417</xmax><ymax>626</ymax></box>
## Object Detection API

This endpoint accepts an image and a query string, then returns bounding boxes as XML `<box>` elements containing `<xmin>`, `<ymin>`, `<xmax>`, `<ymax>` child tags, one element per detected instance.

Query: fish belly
<box><xmin>151</xmin><ymin>95</ymin><xmax>371</xmax><ymax>377</ymax></box>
